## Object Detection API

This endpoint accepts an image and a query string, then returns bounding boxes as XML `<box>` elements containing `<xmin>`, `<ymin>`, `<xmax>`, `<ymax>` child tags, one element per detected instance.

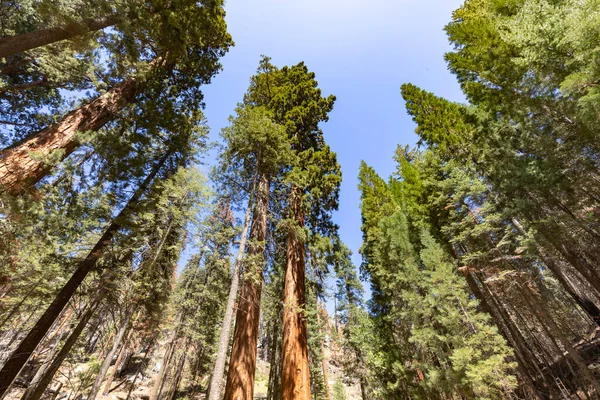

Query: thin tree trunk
<box><xmin>0</xmin><ymin>277</ymin><xmax>44</xmax><ymax>329</ymax></box>
<box><xmin>267</xmin><ymin>308</ymin><xmax>283</xmax><ymax>400</ymax></box>
<box><xmin>125</xmin><ymin>340</ymin><xmax>155</xmax><ymax>400</ymax></box>
<box><xmin>0</xmin><ymin>14</ymin><xmax>119</xmax><ymax>59</ymax></box>
<box><xmin>476</xmin><ymin>271</ymin><xmax>545</xmax><ymax>399</ymax></box>
<box><xmin>0</xmin><ymin>151</ymin><xmax>169</xmax><ymax>397</ymax></box>
<box><xmin>512</xmin><ymin>218</ymin><xmax>600</xmax><ymax>326</ymax></box>
<box><xmin>102</xmin><ymin>322</ymin><xmax>133</xmax><ymax>395</ymax></box>
<box><xmin>20</xmin><ymin>300</ymin><xmax>100</xmax><ymax>400</ymax></box>
<box><xmin>316</xmin><ymin>305</ymin><xmax>331</xmax><ymax>400</ymax></box>
<box><xmin>149</xmin><ymin>324</ymin><xmax>180</xmax><ymax>400</ymax></box>
<box><xmin>167</xmin><ymin>348</ymin><xmax>187</xmax><ymax>400</ymax></box>
<box><xmin>521</xmin><ymin>280</ymin><xmax>600</xmax><ymax>396</ymax></box>
<box><xmin>207</xmin><ymin>171</ymin><xmax>257</xmax><ymax>400</ymax></box>
<box><xmin>223</xmin><ymin>175</ymin><xmax>270</xmax><ymax>400</ymax></box>
<box><xmin>88</xmin><ymin>307</ymin><xmax>135</xmax><ymax>400</ymax></box>
<box><xmin>0</xmin><ymin>74</ymin><xmax>138</xmax><ymax>195</ymax></box>
<box><xmin>281</xmin><ymin>186</ymin><xmax>311</xmax><ymax>400</ymax></box>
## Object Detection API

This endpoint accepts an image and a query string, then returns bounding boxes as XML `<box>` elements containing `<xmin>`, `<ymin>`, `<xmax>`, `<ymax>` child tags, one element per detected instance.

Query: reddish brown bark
<box><xmin>0</xmin><ymin>76</ymin><xmax>138</xmax><ymax>194</ymax></box>
<box><xmin>223</xmin><ymin>176</ymin><xmax>269</xmax><ymax>400</ymax></box>
<box><xmin>0</xmin><ymin>14</ymin><xmax>119</xmax><ymax>59</ymax></box>
<box><xmin>281</xmin><ymin>186</ymin><xmax>311</xmax><ymax>400</ymax></box>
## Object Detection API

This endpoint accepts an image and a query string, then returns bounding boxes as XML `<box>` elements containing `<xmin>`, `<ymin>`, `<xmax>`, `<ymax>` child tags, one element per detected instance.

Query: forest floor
<box><xmin>3</xmin><ymin>325</ymin><xmax>361</xmax><ymax>400</ymax></box>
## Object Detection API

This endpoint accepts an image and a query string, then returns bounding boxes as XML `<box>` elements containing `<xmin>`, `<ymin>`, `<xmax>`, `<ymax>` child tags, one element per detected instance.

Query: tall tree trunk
<box><xmin>207</xmin><ymin>171</ymin><xmax>257</xmax><ymax>400</ymax></box>
<box><xmin>20</xmin><ymin>300</ymin><xmax>100</xmax><ymax>400</ymax></box>
<box><xmin>149</xmin><ymin>321</ymin><xmax>181</xmax><ymax>400</ymax></box>
<box><xmin>316</xmin><ymin>305</ymin><xmax>331</xmax><ymax>400</ymax></box>
<box><xmin>0</xmin><ymin>74</ymin><xmax>139</xmax><ymax>195</ymax></box>
<box><xmin>511</xmin><ymin>218</ymin><xmax>600</xmax><ymax>326</ymax></box>
<box><xmin>474</xmin><ymin>271</ymin><xmax>545</xmax><ymax>399</ymax></box>
<box><xmin>102</xmin><ymin>330</ymin><xmax>130</xmax><ymax>395</ymax></box>
<box><xmin>126</xmin><ymin>340</ymin><xmax>155</xmax><ymax>400</ymax></box>
<box><xmin>0</xmin><ymin>151</ymin><xmax>168</xmax><ymax>397</ymax></box>
<box><xmin>167</xmin><ymin>348</ymin><xmax>187</xmax><ymax>400</ymax></box>
<box><xmin>281</xmin><ymin>186</ymin><xmax>311</xmax><ymax>400</ymax></box>
<box><xmin>521</xmin><ymin>279</ymin><xmax>600</xmax><ymax>396</ymax></box>
<box><xmin>223</xmin><ymin>175</ymin><xmax>270</xmax><ymax>400</ymax></box>
<box><xmin>88</xmin><ymin>307</ymin><xmax>135</xmax><ymax>400</ymax></box>
<box><xmin>0</xmin><ymin>15</ymin><xmax>119</xmax><ymax>59</ymax></box>
<box><xmin>267</xmin><ymin>308</ymin><xmax>283</xmax><ymax>400</ymax></box>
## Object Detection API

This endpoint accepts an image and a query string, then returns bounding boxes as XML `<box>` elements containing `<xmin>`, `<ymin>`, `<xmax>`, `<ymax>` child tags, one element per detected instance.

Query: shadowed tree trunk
<box><xmin>281</xmin><ymin>186</ymin><xmax>311</xmax><ymax>400</ymax></box>
<box><xmin>0</xmin><ymin>151</ymin><xmax>169</xmax><ymax>397</ymax></box>
<box><xmin>207</xmin><ymin>172</ymin><xmax>257</xmax><ymax>400</ymax></box>
<box><xmin>223</xmin><ymin>175</ymin><xmax>269</xmax><ymax>400</ymax></box>
<box><xmin>0</xmin><ymin>15</ymin><xmax>119</xmax><ymax>59</ymax></box>
<box><xmin>0</xmin><ymin>74</ymin><xmax>139</xmax><ymax>195</ymax></box>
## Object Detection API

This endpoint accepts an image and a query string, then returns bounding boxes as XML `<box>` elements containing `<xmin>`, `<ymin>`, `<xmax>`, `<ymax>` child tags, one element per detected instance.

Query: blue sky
<box><xmin>200</xmin><ymin>0</ymin><xmax>466</xmax><ymax>302</ymax></box>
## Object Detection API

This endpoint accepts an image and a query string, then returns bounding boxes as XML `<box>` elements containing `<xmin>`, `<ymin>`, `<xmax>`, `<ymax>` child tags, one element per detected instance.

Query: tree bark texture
<box><xmin>223</xmin><ymin>175</ymin><xmax>269</xmax><ymax>400</ymax></box>
<box><xmin>281</xmin><ymin>186</ymin><xmax>311</xmax><ymax>400</ymax></box>
<box><xmin>0</xmin><ymin>15</ymin><xmax>119</xmax><ymax>59</ymax></box>
<box><xmin>207</xmin><ymin>172</ymin><xmax>257</xmax><ymax>400</ymax></box>
<box><xmin>0</xmin><ymin>75</ymin><xmax>138</xmax><ymax>195</ymax></box>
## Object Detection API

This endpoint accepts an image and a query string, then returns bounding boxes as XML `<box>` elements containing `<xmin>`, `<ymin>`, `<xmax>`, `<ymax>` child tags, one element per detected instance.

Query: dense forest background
<box><xmin>2</xmin><ymin>0</ymin><xmax>600</xmax><ymax>399</ymax></box>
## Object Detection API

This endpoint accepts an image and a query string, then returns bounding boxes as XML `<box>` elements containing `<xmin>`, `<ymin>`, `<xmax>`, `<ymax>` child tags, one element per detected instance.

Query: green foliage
<box><xmin>332</xmin><ymin>378</ymin><xmax>347</xmax><ymax>400</ymax></box>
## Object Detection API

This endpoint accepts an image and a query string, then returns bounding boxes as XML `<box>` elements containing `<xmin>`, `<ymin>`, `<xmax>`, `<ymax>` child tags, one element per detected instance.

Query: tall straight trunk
<box><xmin>88</xmin><ymin>307</ymin><xmax>134</xmax><ymax>400</ymax></box>
<box><xmin>0</xmin><ymin>15</ymin><xmax>119</xmax><ymax>59</ymax></box>
<box><xmin>223</xmin><ymin>175</ymin><xmax>270</xmax><ymax>400</ymax></box>
<box><xmin>474</xmin><ymin>271</ymin><xmax>545</xmax><ymax>399</ymax></box>
<box><xmin>267</xmin><ymin>308</ymin><xmax>283</xmax><ymax>400</ymax></box>
<box><xmin>20</xmin><ymin>300</ymin><xmax>100</xmax><ymax>400</ymax></box>
<box><xmin>0</xmin><ymin>74</ymin><xmax>139</xmax><ymax>194</ymax></box>
<box><xmin>316</xmin><ymin>306</ymin><xmax>331</xmax><ymax>400</ymax></box>
<box><xmin>281</xmin><ymin>186</ymin><xmax>311</xmax><ymax>400</ymax></box>
<box><xmin>0</xmin><ymin>151</ymin><xmax>168</xmax><ymax>397</ymax></box>
<box><xmin>207</xmin><ymin>172</ymin><xmax>257</xmax><ymax>400</ymax></box>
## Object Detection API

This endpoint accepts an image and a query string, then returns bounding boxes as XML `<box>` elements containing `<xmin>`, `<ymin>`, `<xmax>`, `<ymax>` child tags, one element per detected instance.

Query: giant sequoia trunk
<box><xmin>281</xmin><ymin>186</ymin><xmax>311</xmax><ymax>400</ymax></box>
<box><xmin>0</xmin><ymin>152</ymin><xmax>168</xmax><ymax>397</ymax></box>
<box><xmin>0</xmin><ymin>15</ymin><xmax>119</xmax><ymax>59</ymax></box>
<box><xmin>223</xmin><ymin>175</ymin><xmax>269</xmax><ymax>400</ymax></box>
<box><xmin>207</xmin><ymin>173</ymin><xmax>257</xmax><ymax>400</ymax></box>
<box><xmin>0</xmin><ymin>75</ymin><xmax>138</xmax><ymax>194</ymax></box>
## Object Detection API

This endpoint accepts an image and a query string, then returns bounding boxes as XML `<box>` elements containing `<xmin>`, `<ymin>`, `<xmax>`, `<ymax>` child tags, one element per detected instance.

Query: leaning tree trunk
<box><xmin>20</xmin><ymin>299</ymin><xmax>101</xmax><ymax>400</ymax></box>
<box><xmin>521</xmin><ymin>280</ymin><xmax>600</xmax><ymax>397</ymax></box>
<box><xmin>88</xmin><ymin>307</ymin><xmax>135</xmax><ymax>400</ymax></box>
<box><xmin>0</xmin><ymin>73</ymin><xmax>139</xmax><ymax>195</ymax></box>
<box><xmin>207</xmin><ymin>171</ymin><xmax>257</xmax><ymax>400</ymax></box>
<box><xmin>0</xmin><ymin>151</ymin><xmax>169</xmax><ymax>397</ymax></box>
<box><xmin>0</xmin><ymin>15</ymin><xmax>119</xmax><ymax>59</ymax></box>
<box><xmin>223</xmin><ymin>175</ymin><xmax>270</xmax><ymax>400</ymax></box>
<box><xmin>281</xmin><ymin>186</ymin><xmax>311</xmax><ymax>400</ymax></box>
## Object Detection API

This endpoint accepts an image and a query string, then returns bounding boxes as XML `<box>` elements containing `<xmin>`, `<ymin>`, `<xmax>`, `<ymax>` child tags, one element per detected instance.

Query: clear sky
<box><xmin>200</xmin><ymin>0</ymin><xmax>466</xmax><ymax>301</ymax></box>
